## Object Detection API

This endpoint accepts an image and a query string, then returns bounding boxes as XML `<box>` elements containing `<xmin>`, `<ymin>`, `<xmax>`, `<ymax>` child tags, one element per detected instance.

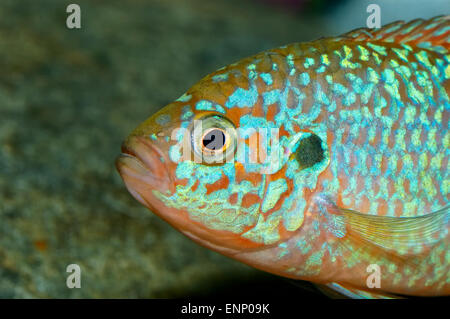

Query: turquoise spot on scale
<box><xmin>195</xmin><ymin>100</ymin><xmax>226</xmax><ymax>114</ymax></box>
<box><xmin>212</xmin><ymin>73</ymin><xmax>229</xmax><ymax>82</ymax></box>
<box><xmin>261</xmin><ymin>179</ymin><xmax>288</xmax><ymax>213</ymax></box>
<box><xmin>298</xmin><ymin>72</ymin><xmax>310</xmax><ymax>86</ymax></box>
<box><xmin>176</xmin><ymin>93</ymin><xmax>192</xmax><ymax>102</ymax></box>
<box><xmin>155</xmin><ymin>113</ymin><xmax>171</xmax><ymax>126</ymax></box>
<box><xmin>316</xmin><ymin>65</ymin><xmax>326</xmax><ymax>73</ymax></box>
<box><xmin>382</xmin><ymin>68</ymin><xmax>396</xmax><ymax>84</ymax></box>
<box><xmin>332</xmin><ymin>82</ymin><xmax>348</xmax><ymax>95</ymax></box>
<box><xmin>304</xmin><ymin>57</ymin><xmax>315</xmax><ymax>68</ymax></box>
<box><xmin>343</xmin><ymin>92</ymin><xmax>356</xmax><ymax>106</ymax></box>
<box><xmin>181</xmin><ymin>105</ymin><xmax>194</xmax><ymax>120</ymax></box>
<box><xmin>314</xmin><ymin>83</ymin><xmax>330</xmax><ymax>105</ymax></box>
<box><xmin>434</xmin><ymin>25</ymin><xmax>450</xmax><ymax>36</ymax></box>
<box><xmin>260</xmin><ymin>73</ymin><xmax>273</xmax><ymax>85</ymax></box>
<box><xmin>169</xmin><ymin>144</ymin><xmax>182</xmax><ymax>163</ymax></box>
<box><xmin>262</xmin><ymin>89</ymin><xmax>280</xmax><ymax>106</ymax></box>
<box><xmin>225</xmin><ymin>84</ymin><xmax>259</xmax><ymax>108</ymax></box>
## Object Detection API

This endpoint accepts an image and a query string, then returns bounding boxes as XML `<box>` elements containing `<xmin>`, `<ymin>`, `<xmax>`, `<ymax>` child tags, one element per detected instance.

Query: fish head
<box><xmin>116</xmin><ymin>58</ymin><xmax>330</xmax><ymax>259</ymax></box>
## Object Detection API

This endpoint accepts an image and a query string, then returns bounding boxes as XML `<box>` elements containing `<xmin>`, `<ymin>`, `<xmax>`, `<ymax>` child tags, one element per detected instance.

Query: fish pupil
<box><xmin>295</xmin><ymin>134</ymin><xmax>324</xmax><ymax>169</ymax></box>
<box><xmin>202</xmin><ymin>129</ymin><xmax>226</xmax><ymax>151</ymax></box>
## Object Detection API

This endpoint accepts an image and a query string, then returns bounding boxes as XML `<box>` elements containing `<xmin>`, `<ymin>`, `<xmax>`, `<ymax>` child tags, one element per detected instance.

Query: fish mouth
<box><xmin>116</xmin><ymin>136</ymin><xmax>173</xmax><ymax>208</ymax></box>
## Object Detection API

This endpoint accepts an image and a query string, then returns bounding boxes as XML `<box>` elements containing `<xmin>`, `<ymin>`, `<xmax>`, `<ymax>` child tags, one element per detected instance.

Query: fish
<box><xmin>116</xmin><ymin>16</ymin><xmax>450</xmax><ymax>298</ymax></box>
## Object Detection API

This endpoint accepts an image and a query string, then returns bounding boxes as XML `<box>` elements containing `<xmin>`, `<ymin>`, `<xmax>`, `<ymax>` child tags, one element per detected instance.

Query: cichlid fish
<box><xmin>116</xmin><ymin>16</ymin><xmax>449</xmax><ymax>298</ymax></box>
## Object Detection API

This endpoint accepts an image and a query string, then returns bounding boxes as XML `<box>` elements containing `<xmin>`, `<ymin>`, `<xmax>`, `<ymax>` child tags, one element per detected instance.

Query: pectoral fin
<box><xmin>339</xmin><ymin>206</ymin><xmax>449</xmax><ymax>256</ymax></box>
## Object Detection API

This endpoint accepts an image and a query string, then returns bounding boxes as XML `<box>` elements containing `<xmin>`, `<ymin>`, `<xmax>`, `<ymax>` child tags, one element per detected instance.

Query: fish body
<box><xmin>117</xmin><ymin>16</ymin><xmax>450</xmax><ymax>298</ymax></box>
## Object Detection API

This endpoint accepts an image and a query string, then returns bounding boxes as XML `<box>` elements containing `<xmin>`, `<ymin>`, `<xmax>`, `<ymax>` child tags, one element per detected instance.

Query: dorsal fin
<box><xmin>337</xmin><ymin>15</ymin><xmax>450</xmax><ymax>54</ymax></box>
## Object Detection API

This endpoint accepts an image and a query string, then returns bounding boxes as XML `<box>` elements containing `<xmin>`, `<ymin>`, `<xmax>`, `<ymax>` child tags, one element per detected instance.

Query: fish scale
<box><xmin>117</xmin><ymin>16</ymin><xmax>449</xmax><ymax>298</ymax></box>
<box><xmin>206</xmin><ymin>37</ymin><xmax>448</xmax><ymax>219</ymax></box>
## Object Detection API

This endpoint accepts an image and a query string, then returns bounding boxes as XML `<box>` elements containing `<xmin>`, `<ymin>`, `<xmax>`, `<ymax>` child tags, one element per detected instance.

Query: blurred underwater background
<box><xmin>0</xmin><ymin>0</ymin><xmax>448</xmax><ymax>298</ymax></box>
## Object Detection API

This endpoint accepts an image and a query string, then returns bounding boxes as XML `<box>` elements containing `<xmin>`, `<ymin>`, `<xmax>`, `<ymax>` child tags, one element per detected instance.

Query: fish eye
<box><xmin>191</xmin><ymin>114</ymin><xmax>236</xmax><ymax>164</ymax></box>
<box><xmin>202</xmin><ymin>128</ymin><xmax>227</xmax><ymax>152</ymax></box>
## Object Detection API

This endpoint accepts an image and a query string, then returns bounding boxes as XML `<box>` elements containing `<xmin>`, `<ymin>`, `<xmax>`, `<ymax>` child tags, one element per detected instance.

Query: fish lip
<box><xmin>120</xmin><ymin>137</ymin><xmax>164</xmax><ymax>166</ymax></box>
<box><xmin>120</xmin><ymin>142</ymin><xmax>138</xmax><ymax>159</ymax></box>
<box><xmin>116</xmin><ymin>136</ymin><xmax>174</xmax><ymax>194</ymax></box>
<box><xmin>121</xmin><ymin>137</ymin><xmax>168</xmax><ymax>175</ymax></box>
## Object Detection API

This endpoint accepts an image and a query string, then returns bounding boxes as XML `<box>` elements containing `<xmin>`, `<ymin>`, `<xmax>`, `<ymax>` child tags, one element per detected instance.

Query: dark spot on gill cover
<box><xmin>295</xmin><ymin>134</ymin><xmax>324</xmax><ymax>169</ymax></box>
